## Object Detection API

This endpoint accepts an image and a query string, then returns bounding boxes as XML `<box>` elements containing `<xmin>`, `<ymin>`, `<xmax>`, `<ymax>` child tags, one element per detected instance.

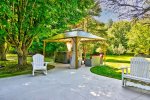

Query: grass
<box><xmin>90</xmin><ymin>65</ymin><xmax>122</xmax><ymax>80</ymax></box>
<box><xmin>0</xmin><ymin>54</ymin><xmax>133</xmax><ymax>79</ymax></box>
<box><xmin>90</xmin><ymin>55</ymin><xmax>133</xmax><ymax>80</ymax></box>
<box><xmin>105</xmin><ymin>55</ymin><xmax>131</xmax><ymax>68</ymax></box>
<box><xmin>0</xmin><ymin>54</ymin><xmax>55</xmax><ymax>78</ymax></box>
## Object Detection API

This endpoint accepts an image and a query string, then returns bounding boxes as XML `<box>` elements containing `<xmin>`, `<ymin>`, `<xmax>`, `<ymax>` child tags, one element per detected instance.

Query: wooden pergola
<box><xmin>43</xmin><ymin>30</ymin><xmax>106</xmax><ymax>69</ymax></box>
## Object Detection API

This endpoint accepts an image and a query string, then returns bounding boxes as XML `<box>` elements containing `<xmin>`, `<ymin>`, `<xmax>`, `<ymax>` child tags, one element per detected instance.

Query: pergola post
<box><xmin>75</xmin><ymin>37</ymin><xmax>78</xmax><ymax>69</ymax></box>
<box><xmin>43</xmin><ymin>41</ymin><xmax>46</xmax><ymax>56</ymax></box>
<box><xmin>83</xmin><ymin>43</ymin><xmax>86</xmax><ymax>62</ymax></box>
<box><xmin>103</xmin><ymin>41</ymin><xmax>107</xmax><ymax>65</ymax></box>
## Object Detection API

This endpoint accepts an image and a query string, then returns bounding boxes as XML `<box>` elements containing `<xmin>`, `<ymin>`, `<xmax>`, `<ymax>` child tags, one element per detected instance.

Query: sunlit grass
<box><xmin>105</xmin><ymin>55</ymin><xmax>132</xmax><ymax>68</ymax></box>
<box><xmin>91</xmin><ymin>55</ymin><xmax>133</xmax><ymax>80</ymax></box>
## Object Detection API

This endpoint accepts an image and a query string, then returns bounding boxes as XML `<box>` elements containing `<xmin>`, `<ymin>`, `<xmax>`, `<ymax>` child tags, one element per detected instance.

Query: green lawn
<box><xmin>105</xmin><ymin>55</ymin><xmax>131</xmax><ymax>68</ymax></box>
<box><xmin>90</xmin><ymin>55</ymin><xmax>133</xmax><ymax>80</ymax></box>
<box><xmin>0</xmin><ymin>54</ymin><xmax>55</xmax><ymax>78</ymax></box>
<box><xmin>0</xmin><ymin>54</ymin><xmax>133</xmax><ymax>79</ymax></box>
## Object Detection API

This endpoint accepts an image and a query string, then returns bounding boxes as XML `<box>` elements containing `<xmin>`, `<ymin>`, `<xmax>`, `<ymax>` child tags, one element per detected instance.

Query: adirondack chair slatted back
<box><xmin>130</xmin><ymin>57</ymin><xmax>150</xmax><ymax>78</ymax></box>
<box><xmin>33</xmin><ymin>54</ymin><xmax>44</xmax><ymax>67</ymax></box>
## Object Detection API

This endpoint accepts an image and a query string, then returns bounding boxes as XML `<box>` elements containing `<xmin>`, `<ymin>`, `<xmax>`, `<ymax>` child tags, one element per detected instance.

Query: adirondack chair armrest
<box><xmin>44</xmin><ymin>62</ymin><xmax>49</xmax><ymax>66</ymax></box>
<box><xmin>31</xmin><ymin>62</ymin><xmax>34</xmax><ymax>66</ymax></box>
<box><xmin>120</xmin><ymin>66</ymin><xmax>130</xmax><ymax>69</ymax></box>
<box><xmin>120</xmin><ymin>66</ymin><xmax>130</xmax><ymax>75</ymax></box>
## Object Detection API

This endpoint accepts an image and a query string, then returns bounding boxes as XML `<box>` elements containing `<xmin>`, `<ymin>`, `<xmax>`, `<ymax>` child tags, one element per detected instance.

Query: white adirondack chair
<box><xmin>121</xmin><ymin>57</ymin><xmax>150</xmax><ymax>87</ymax></box>
<box><xmin>31</xmin><ymin>54</ymin><xmax>49</xmax><ymax>76</ymax></box>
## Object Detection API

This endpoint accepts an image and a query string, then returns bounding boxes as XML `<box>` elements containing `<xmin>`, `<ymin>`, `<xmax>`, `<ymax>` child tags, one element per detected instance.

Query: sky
<box><xmin>93</xmin><ymin>10</ymin><xmax>119</xmax><ymax>23</ymax></box>
<box><xmin>96</xmin><ymin>0</ymin><xmax>148</xmax><ymax>23</ymax></box>
<box><xmin>93</xmin><ymin>2</ymin><xmax>120</xmax><ymax>24</ymax></box>
<box><xmin>98</xmin><ymin>10</ymin><xmax>119</xmax><ymax>23</ymax></box>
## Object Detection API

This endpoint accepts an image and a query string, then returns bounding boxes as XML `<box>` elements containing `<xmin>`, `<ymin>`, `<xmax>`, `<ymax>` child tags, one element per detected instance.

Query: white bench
<box><xmin>121</xmin><ymin>57</ymin><xmax>150</xmax><ymax>87</ymax></box>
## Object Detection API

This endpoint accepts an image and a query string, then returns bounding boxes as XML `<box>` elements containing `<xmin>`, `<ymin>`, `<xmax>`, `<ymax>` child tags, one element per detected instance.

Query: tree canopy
<box><xmin>0</xmin><ymin>0</ymin><xmax>95</xmax><ymax>65</ymax></box>
<box><xmin>107</xmin><ymin>21</ymin><xmax>131</xmax><ymax>49</ymax></box>
<box><xmin>127</xmin><ymin>22</ymin><xmax>150</xmax><ymax>55</ymax></box>
<box><xmin>107</xmin><ymin>21</ymin><xmax>131</xmax><ymax>54</ymax></box>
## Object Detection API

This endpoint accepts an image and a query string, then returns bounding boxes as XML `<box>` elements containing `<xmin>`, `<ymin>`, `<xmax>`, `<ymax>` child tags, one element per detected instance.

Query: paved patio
<box><xmin>0</xmin><ymin>64</ymin><xmax>150</xmax><ymax>100</ymax></box>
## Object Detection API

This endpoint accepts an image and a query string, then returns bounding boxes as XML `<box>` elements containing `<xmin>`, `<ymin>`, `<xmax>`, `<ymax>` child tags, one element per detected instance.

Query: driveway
<box><xmin>0</xmin><ymin>64</ymin><xmax>150</xmax><ymax>100</ymax></box>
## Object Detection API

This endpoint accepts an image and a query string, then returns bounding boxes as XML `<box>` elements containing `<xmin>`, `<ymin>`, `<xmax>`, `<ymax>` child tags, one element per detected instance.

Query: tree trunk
<box><xmin>1</xmin><ymin>52</ymin><xmax>7</xmax><ymax>61</ymax></box>
<box><xmin>148</xmin><ymin>48</ymin><xmax>150</xmax><ymax>55</ymax></box>
<box><xmin>18</xmin><ymin>54</ymin><xmax>27</xmax><ymax>65</ymax></box>
<box><xmin>0</xmin><ymin>42</ymin><xmax>9</xmax><ymax>61</ymax></box>
<box><xmin>17</xmin><ymin>46</ymin><xmax>28</xmax><ymax>65</ymax></box>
